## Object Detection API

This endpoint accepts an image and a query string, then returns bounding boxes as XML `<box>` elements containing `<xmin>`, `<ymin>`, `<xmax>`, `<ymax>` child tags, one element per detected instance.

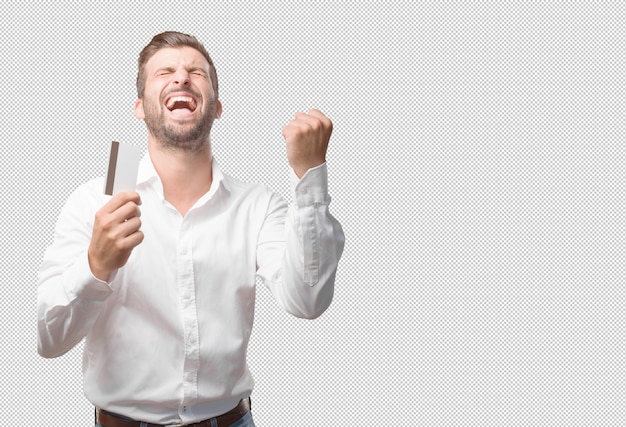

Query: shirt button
<box><xmin>179</xmin><ymin>247</ymin><xmax>189</xmax><ymax>255</ymax></box>
<box><xmin>299</xmin><ymin>187</ymin><xmax>308</xmax><ymax>194</ymax></box>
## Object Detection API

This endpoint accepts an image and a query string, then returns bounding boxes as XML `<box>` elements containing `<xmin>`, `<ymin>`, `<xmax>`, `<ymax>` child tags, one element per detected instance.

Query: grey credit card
<box><xmin>104</xmin><ymin>141</ymin><xmax>141</xmax><ymax>195</ymax></box>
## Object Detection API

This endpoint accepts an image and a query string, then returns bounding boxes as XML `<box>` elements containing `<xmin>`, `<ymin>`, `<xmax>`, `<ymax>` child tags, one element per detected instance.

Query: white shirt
<box><xmin>37</xmin><ymin>154</ymin><xmax>344</xmax><ymax>424</ymax></box>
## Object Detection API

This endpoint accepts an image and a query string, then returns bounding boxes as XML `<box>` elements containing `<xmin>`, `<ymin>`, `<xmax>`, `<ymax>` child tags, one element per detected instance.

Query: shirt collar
<box><xmin>136</xmin><ymin>152</ymin><xmax>226</xmax><ymax>203</ymax></box>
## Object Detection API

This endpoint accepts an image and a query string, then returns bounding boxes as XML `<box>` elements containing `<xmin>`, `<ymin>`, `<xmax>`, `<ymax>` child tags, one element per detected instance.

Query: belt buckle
<box><xmin>166</xmin><ymin>424</ymin><xmax>184</xmax><ymax>427</ymax></box>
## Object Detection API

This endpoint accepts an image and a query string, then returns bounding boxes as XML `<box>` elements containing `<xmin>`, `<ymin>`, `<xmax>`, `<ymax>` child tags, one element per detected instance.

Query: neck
<box><xmin>148</xmin><ymin>139</ymin><xmax>213</xmax><ymax>216</ymax></box>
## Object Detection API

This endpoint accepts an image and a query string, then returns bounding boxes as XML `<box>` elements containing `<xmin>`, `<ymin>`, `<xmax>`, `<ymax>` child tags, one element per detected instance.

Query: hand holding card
<box><xmin>90</xmin><ymin>141</ymin><xmax>143</xmax><ymax>281</ymax></box>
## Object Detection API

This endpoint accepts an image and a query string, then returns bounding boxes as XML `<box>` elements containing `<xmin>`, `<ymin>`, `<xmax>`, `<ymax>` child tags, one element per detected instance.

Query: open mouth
<box><xmin>165</xmin><ymin>95</ymin><xmax>198</xmax><ymax>113</ymax></box>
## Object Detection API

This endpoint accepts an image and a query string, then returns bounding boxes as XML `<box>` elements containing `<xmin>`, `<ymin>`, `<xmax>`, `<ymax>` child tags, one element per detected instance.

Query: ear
<box><xmin>134</xmin><ymin>99</ymin><xmax>145</xmax><ymax>120</ymax></box>
<box><xmin>215</xmin><ymin>100</ymin><xmax>223</xmax><ymax>119</ymax></box>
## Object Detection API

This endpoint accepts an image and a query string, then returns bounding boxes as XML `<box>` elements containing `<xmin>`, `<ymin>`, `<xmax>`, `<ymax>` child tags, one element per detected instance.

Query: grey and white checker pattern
<box><xmin>1</xmin><ymin>1</ymin><xmax>624</xmax><ymax>426</ymax></box>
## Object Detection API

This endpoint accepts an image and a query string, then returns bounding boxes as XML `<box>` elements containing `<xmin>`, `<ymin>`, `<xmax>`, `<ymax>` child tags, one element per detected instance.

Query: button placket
<box><xmin>176</xmin><ymin>218</ymin><xmax>200</xmax><ymax>404</ymax></box>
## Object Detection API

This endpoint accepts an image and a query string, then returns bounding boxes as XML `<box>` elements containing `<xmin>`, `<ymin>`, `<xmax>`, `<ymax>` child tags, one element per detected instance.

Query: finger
<box><xmin>120</xmin><ymin>227</ymin><xmax>144</xmax><ymax>248</ymax></box>
<box><xmin>282</xmin><ymin>121</ymin><xmax>306</xmax><ymax>140</ymax></box>
<box><xmin>116</xmin><ymin>201</ymin><xmax>142</xmax><ymax>221</ymax></box>
<box><xmin>294</xmin><ymin>109</ymin><xmax>330</xmax><ymax>124</ymax></box>
<box><xmin>285</xmin><ymin>117</ymin><xmax>318</xmax><ymax>137</ymax></box>
<box><xmin>294</xmin><ymin>111</ymin><xmax>332</xmax><ymax>132</ymax></box>
<box><xmin>102</xmin><ymin>191</ymin><xmax>142</xmax><ymax>214</ymax></box>
<box><xmin>306</xmin><ymin>109</ymin><xmax>333</xmax><ymax>131</ymax></box>
<box><xmin>306</xmin><ymin>108</ymin><xmax>326</xmax><ymax>118</ymax></box>
<box><xmin>118</xmin><ymin>216</ymin><xmax>142</xmax><ymax>237</ymax></box>
<box><xmin>100</xmin><ymin>203</ymin><xmax>140</xmax><ymax>230</ymax></box>
<box><xmin>95</xmin><ymin>201</ymin><xmax>141</xmax><ymax>236</ymax></box>
<box><xmin>293</xmin><ymin>111</ymin><xmax>320</xmax><ymax>124</ymax></box>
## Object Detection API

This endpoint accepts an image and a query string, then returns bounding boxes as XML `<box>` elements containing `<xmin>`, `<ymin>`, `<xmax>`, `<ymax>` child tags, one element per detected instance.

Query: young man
<box><xmin>37</xmin><ymin>31</ymin><xmax>344</xmax><ymax>427</ymax></box>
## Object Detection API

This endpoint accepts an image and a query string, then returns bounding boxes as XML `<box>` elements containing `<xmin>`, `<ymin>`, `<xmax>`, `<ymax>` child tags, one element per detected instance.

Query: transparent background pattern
<box><xmin>1</xmin><ymin>1</ymin><xmax>624</xmax><ymax>426</ymax></box>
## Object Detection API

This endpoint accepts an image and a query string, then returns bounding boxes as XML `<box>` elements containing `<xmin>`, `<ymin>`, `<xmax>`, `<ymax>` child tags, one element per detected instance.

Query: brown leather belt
<box><xmin>97</xmin><ymin>398</ymin><xmax>250</xmax><ymax>427</ymax></box>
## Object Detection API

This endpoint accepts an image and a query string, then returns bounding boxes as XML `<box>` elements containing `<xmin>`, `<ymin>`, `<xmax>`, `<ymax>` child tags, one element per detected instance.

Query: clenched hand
<box><xmin>282</xmin><ymin>109</ymin><xmax>333</xmax><ymax>178</ymax></box>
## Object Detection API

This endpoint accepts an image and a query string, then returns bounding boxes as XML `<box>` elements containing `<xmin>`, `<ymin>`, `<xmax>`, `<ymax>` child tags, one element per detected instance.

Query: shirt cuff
<box><xmin>290</xmin><ymin>163</ymin><xmax>330</xmax><ymax>206</ymax></box>
<box><xmin>67</xmin><ymin>251</ymin><xmax>114</xmax><ymax>302</ymax></box>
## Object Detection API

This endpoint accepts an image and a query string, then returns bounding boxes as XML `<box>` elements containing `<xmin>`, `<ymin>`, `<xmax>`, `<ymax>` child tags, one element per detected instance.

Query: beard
<box><xmin>142</xmin><ymin>91</ymin><xmax>218</xmax><ymax>154</ymax></box>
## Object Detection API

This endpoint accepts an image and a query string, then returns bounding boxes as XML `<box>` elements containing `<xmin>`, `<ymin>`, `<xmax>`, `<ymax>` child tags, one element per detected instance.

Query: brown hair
<box><xmin>136</xmin><ymin>31</ymin><xmax>219</xmax><ymax>99</ymax></box>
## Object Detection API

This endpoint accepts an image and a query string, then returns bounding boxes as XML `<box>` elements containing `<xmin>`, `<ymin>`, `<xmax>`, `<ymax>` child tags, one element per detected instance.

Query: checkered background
<box><xmin>1</xmin><ymin>1</ymin><xmax>624</xmax><ymax>426</ymax></box>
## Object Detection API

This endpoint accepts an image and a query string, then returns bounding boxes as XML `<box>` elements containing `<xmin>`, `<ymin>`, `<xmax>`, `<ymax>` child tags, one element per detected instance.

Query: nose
<box><xmin>172</xmin><ymin>69</ymin><xmax>190</xmax><ymax>86</ymax></box>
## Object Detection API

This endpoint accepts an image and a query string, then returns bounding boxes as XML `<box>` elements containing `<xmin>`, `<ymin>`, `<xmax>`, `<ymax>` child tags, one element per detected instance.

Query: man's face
<box><xmin>135</xmin><ymin>46</ymin><xmax>222</xmax><ymax>153</ymax></box>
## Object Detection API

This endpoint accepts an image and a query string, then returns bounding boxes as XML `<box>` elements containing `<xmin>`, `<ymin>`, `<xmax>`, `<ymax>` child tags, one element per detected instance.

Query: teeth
<box><xmin>166</xmin><ymin>96</ymin><xmax>197</xmax><ymax>110</ymax></box>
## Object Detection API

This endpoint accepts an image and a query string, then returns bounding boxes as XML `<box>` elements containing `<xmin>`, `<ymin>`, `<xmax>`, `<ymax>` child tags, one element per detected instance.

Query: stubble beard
<box><xmin>142</xmin><ymin>95</ymin><xmax>218</xmax><ymax>154</ymax></box>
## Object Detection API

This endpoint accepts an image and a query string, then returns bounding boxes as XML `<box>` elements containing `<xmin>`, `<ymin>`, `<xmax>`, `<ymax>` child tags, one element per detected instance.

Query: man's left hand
<box><xmin>282</xmin><ymin>109</ymin><xmax>333</xmax><ymax>178</ymax></box>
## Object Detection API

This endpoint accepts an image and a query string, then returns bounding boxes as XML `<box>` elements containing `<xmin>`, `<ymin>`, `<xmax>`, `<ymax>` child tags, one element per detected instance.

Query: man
<box><xmin>37</xmin><ymin>31</ymin><xmax>344</xmax><ymax>427</ymax></box>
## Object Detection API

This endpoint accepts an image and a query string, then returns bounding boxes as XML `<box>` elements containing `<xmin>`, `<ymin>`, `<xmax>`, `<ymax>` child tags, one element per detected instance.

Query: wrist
<box><xmin>87</xmin><ymin>250</ymin><xmax>113</xmax><ymax>282</ymax></box>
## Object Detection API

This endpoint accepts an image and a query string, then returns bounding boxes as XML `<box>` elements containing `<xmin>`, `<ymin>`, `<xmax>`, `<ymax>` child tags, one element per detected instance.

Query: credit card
<box><xmin>104</xmin><ymin>141</ymin><xmax>141</xmax><ymax>195</ymax></box>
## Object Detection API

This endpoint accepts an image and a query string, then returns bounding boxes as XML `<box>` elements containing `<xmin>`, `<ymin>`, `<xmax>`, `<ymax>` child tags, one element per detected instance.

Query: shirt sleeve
<box><xmin>256</xmin><ymin>163</ymin><xmax>345</xmax><ymax>319</ymax></box>
<box><xmin>37</xmin><ymin>182</ymin><xmax>113</xmax><ymax>358</ymax></box>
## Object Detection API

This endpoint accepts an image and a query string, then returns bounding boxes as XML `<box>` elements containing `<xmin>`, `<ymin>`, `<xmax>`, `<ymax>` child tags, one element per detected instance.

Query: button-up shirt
<box><xmin>37</xmin><ymin>154</ymin><xmax>344</xmax><ymax>425</ymax></box>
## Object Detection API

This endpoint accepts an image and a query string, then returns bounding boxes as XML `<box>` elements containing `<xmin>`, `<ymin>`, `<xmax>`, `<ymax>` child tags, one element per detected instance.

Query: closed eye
<box><xmin>156</xmin><ymin>68</ymin><xmax>175</xmax><ymax>77</ymax></box>
<box><xmin>188</xmin><ymin>67</ymin><xmax>208</xmax><ymax>77</ymax></box>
